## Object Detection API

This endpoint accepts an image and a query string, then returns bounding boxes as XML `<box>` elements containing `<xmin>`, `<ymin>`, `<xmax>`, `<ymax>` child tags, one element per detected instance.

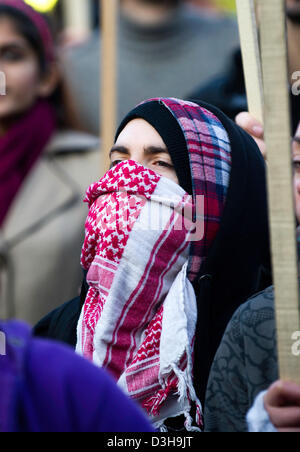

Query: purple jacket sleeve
<box><xmin>18</xmin><ymin>338</ymin><xmax>154</xmax><ymax>432</ymax></box>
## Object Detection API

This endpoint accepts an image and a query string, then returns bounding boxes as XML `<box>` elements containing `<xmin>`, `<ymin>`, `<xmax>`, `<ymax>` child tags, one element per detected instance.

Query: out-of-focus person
<box><xmin>0</xmin><ymin>319</ymin><xmax>154</xmax><ymax>432</ymax></box>
<box><xmin>203</xmin><ymin>120</ymin><xmax>300</xmax><ymax>432</ymax></box>
<box><xmin>200</xmin><ymin>3</ymin><xmax>300</xmax><ymax>429</ymax></box>
<box><xmin>247</xmin><ymin>380</ymin><xmax>300</xmax><ymax>433</ymax></box>
<box><xmin>0</xmin><ymin>0</ymin><xmax>100</xmax><ymax>325</ymax></box>
<box><xmin>188</xmin><ymin>0</ymin><xmax>300</xmax><ymax>135</ymax></box>
<box><xmin>63</xmin><ymin>0</ymin><xmax>239</xmax><ymax>135</ymax></box>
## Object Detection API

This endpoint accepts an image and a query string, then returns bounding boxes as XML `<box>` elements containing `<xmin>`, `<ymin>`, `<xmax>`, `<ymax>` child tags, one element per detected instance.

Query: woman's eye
<box><xmin>154</xmin><ymin>161</ymin><xmax>174</xmax><ymax>169</ymax></box>
<box><xmin>293</xmin><ymin>160</ymin><xmax>300</xmax><ymax>172</ymax></box>
<box><xmin>2</xmin><ymin>49</ymin><xmax>24</xmax><ymax>62</ymax></box>
<box><xmin>110</xmin><ymin>160</ymin><xmax>123</xmax><ymax>168</ymax></box>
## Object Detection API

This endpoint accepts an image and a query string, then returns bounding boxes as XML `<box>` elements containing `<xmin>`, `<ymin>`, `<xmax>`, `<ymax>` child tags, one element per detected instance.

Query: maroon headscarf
<box><xmin>0</xmin><ymin>0</ymin><xmax>56</xmax><ymax>226</ymax></box>
<box><xmin>0</xmin><ymin>0</ymin><xmax>55</xmax><ymax>62</ymax></box>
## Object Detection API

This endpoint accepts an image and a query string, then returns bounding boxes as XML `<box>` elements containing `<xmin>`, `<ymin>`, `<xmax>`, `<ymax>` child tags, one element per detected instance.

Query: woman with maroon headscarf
<box><xmin>0</xmin><ymin>0</ymin><xmax>100</xmax><ymax>325</ymax></box>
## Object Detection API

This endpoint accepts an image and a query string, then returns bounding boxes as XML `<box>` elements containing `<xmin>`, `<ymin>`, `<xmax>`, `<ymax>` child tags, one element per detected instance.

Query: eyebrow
<box><xmin>109</xmin><ymin>146</ymin><xmax>129</xmax><ymax>158</ymax></box>
<box><xmin>109</xmin><ymin>145</ymin><xmax>169</xmax><ymax>158</ymax></box>
<box><xmin>294</xmin><ymin>137</ymin><xmax>300</xmax><ymax>145</ymax></box>
<box><xmin>0</xmin><ymin>41</ymin><xmax>28</xmax><ymax>51</ymax></box>
<box><xmin>144</xmin><ymin>146</ymin><xmax>168</xmax><ymax>156</ymax></box>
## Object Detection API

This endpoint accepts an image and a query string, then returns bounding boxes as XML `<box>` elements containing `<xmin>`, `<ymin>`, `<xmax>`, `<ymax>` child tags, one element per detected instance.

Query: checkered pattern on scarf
<box><xmin>141</xmin><ymin>98</ymin><xmax>232</xmax><ymax>281</ymax></box>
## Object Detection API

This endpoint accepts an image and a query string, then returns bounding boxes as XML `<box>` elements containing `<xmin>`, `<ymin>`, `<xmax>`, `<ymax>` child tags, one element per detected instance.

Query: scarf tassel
<box><xmin>141</xmin><ymin>381</ymin><xmax>176</xmax><ymax>417</ymax></box>
<box><xmin>141</xmin><ymin>361</ymin><xmax>203</xmax><ymax>431</ymax></box>
<box><xmin>172</xmin><ymin>362</ymin><xmax>203</xmax><ymax>431</ymax></box>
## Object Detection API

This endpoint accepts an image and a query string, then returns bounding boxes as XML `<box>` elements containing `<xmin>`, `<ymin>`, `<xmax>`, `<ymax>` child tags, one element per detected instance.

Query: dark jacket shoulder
<box><xmin>204</xmin><ymin>285</ymin><xmax>278</xmax><ymax>432</ymax></box>
<box><xmin>33</xmin><ymin>296</ymin><xmax>82</xmax><ymax>348</ymax></box>
<box><xmin>33</xmin><ymin>275</ymin><xmax>88</xmax><ymax>347</ymax></box>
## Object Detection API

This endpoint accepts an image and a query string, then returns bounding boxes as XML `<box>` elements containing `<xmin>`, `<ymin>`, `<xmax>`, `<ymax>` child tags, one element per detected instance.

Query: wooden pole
<box><xmin>259</xmin><ymin>0</ymin><xmax>300</xmax><ymax>384</ymax></box>
<box><xmin>236</xmin><ymin>0</ymin><xmax>263</xmax><ymax>123</ymax></box>
<box><xmin>100</xmin><ymin>0</ymin><xmax>118</xmax><ymax>177</ymax></box>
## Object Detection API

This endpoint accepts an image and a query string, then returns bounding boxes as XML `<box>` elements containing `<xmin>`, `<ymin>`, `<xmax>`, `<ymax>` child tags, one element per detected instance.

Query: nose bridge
<box><xmin>129</xmin><ymin>148</ymin><xmax>147</xmax><ymax>168</ymax></box>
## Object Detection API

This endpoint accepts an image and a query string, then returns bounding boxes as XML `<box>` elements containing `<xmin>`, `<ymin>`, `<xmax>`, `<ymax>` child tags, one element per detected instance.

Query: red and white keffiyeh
<box><xmin>76</xmin><ymin>160</ymin><xmax>202</xmax><ymax>430</ymax></box>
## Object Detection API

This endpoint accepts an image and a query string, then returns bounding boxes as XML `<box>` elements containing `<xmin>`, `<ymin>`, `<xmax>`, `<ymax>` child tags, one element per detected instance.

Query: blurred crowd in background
<box><xmin>0</xmin><ymin>0</ymin><xmax>242</xmax><ymax>325</ymax></box>
<box><xmin>57</xmin><ymin>0</ymin><xmax>239</xmax><ymax>134</ymax></box>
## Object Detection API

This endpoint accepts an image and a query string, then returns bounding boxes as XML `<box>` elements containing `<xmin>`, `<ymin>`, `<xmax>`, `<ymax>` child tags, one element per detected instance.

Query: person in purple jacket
<box><xmin>0</xmin><ymin>320</ymin><xmax>154</xmax><ymax>432</ymax></box>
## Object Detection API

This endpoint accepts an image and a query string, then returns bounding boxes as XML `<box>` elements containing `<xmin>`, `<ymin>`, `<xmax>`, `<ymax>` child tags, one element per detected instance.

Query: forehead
<box><xmin>0</xmin><ymin>16</ymin><xmax>28</xmax><ymax>44</ymax></box>
<box><xmin>116</xmin><ymin>118</ymin><xmax>166</xmax><ymax>147</ymax></box>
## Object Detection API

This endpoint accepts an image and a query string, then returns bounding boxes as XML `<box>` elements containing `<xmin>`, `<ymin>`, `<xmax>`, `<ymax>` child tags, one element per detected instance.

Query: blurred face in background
<box><xmin>124</xmin><ymin>0</ymin><xmax>181</xmax><ymax>5</ymax></box>
<box><xmin>292</xmin><ymin>122</ymin><xmax>300</xmax><ymax>222</ymax></box>
<box><xmin>121</xmin><ymin>0</ymin><xmax>181</xmax><ymax>24</ymax></box>
<box><xmin>0</xmin><ymin>15</ymin><xmax>56</xmax><ymax>125</ymax></box>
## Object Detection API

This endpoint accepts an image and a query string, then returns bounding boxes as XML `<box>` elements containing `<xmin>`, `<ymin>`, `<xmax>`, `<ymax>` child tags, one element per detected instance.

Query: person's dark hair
<box><xmin>0</xmin><ymin>5</ymin><xmax>81</xmax><ymax>130</ymax></box>
<box><xmin>286</xmin><ymin>2</ymin><xmax>300</xmax><ymax>24</ymax></box>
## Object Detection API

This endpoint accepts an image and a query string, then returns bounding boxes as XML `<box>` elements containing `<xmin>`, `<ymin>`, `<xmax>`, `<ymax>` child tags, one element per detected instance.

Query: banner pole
<box><xmin>100</xmin><ymin>0</ymin><xmax>118</xmax><ymax>176</ymax></box>
<box><xmin>259</xmin><ymin>0</ymin><xmax>300</xmax><ymax>384</ymax></box>
<box><xmin>236</xmin><ymin>0</ymin><xmax>263</xmax><ymax>123</ymax></box>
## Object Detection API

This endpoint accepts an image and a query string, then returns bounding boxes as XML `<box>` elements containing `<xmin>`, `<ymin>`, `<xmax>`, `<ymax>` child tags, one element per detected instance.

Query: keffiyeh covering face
<box><xmin>77</xmin><ymin>160</ymin><xmax>202</xmax><ymax>430</ymax></box>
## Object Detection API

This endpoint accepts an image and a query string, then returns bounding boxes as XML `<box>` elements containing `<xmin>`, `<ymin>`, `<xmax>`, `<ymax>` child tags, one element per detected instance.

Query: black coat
<box><xmin>34</xmin><ymin>276</ymin><xmax>88</xmax><ymax>348</ymax></box>
<box><xmin>188</xmin><ymin>48</ymin><xmax>300</xmax><ymax>135</ymax></box>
